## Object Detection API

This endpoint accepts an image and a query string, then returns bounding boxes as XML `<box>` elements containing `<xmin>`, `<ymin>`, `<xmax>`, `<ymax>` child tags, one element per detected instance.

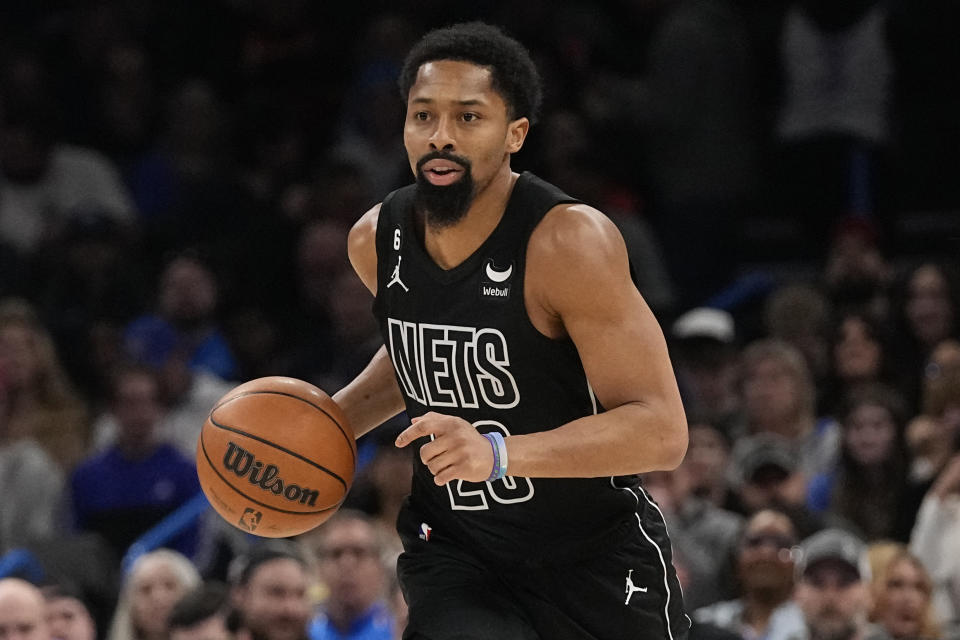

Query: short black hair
<box><xmin>168</xmin><ymin>582</ymin><xmax>230</xmax><ymax>631</ymax></box>
<box><xmin>232</xmin><ymin>544</ymin><xmax>307</xmax><ymax>586</ymax></box>
<box><xmin>398</xmin><ymin>21</ymin><xmax>543</xmax><ymax>124</ymax></box>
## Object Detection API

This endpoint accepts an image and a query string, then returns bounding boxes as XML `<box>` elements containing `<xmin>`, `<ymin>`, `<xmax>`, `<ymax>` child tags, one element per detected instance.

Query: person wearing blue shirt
<box><xmin>70</xmin><ymin>365</ymin><xmax>202</xmax><ymax>560</ymax></box>
<box><xmin>304</xmin><ymin>511</ymin><xmax>396</xmax><ymax>640</ymax></box>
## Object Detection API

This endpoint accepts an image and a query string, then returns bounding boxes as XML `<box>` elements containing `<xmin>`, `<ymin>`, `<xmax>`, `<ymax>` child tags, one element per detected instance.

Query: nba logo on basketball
<box><xmin>239</xmin><ymin>508</ymin><xmax>262</xmax><ymax>531</ymax></box>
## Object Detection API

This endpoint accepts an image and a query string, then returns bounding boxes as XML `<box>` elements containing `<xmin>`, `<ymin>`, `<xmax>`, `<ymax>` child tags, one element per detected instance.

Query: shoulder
<box><xmin>526</xmin><ymin>202</ymin><xmax>632</xmax><ymax>313</ymax></box>
<box><xmin>71</xmin><ymin>450</ymin><xmax>112</xmax><ymax>482</ymax></box>
<box><xmin>529</xmin><ymin>202</ymin><xmax>624</xmax><ymax>260</ymax></box>
<box><xmin>348</xmin><ymin>203</ymin><xmax>383</xmax><ymax>295</ymax></box>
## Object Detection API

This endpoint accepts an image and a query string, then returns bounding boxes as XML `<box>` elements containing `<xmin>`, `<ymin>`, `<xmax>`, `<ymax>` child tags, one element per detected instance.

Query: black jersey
<box><xmin>373</xmin><ymin>172</ymin><xmax>643</xmax><ymax>566</ymax></box>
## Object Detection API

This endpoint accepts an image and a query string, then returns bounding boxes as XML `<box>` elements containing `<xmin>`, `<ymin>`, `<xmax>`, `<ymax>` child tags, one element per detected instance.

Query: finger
<box><xmin>395</xmin><ymin>420</ymin><xmax>434</xmax><ymax>448</ymax></box>
<box><xmin>423</xmin><ymin>452</ymin><xmax>458</xmax><ymax>484</ymax></box>
<box><xmin>433</xmin><ymin>464</ymin><xmax>458</xmax><ymax>486</ymax></box>
<box><xmin>418</xmin><ymin>439</ymin><xmax>446</xmax><ymax>466</ymax></box>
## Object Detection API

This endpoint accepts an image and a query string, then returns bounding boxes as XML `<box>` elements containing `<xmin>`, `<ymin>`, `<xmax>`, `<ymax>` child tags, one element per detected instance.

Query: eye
<box><xmin>461</xmin><ymin>112</ymin><xmax>478</xmax><ymax>122</ymax></box>
<box><xmin>414</xmin><ymin>111</ymin><xmax>429</xmax><ymax>121</ymax></box>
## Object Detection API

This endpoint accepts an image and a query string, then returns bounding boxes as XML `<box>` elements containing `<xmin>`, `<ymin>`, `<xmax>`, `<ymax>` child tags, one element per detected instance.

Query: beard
<box><xmin>414</xmin><ymin>151</ymin><xmax>475</xmax><ymax>229</ymax></box>
<box><xmin>808</xmin><ymin>610</ymin><xmax>858</xmax><ymax>640</ymax></box>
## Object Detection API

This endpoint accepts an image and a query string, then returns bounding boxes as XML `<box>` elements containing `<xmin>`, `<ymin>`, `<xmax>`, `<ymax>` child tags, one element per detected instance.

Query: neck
<box><xmin>326</xmin><ymin>600</ymin><xmax>375</xmax><ymax>632</ymax></box>
<box><xmin>117</xmin><ymin>435</ymin><xmax>158</xmax><ymax>459</ymax></box>
<box><xmin>422</xmin><ymin>164</ymin><xmax>516</xmax><ymax>270</ymax></box>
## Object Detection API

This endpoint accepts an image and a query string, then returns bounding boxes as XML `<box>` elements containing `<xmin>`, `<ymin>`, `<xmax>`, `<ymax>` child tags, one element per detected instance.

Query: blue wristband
<box><xmin>484</xmin><ymin>432</ymin><xmax>509</xmax><ymax>482</ymax></box>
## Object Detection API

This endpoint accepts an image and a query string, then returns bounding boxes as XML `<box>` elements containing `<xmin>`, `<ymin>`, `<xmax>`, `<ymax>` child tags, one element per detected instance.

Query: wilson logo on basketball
<box><xmin>222</xmin><ymin>442</ymin><xmax>319</xmax><ymax>506</ymax></box>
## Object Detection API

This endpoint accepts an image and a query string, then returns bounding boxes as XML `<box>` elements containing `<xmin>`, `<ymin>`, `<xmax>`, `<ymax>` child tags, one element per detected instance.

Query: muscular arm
<box><xmin>332</xmin><ymin>204</ymin><xmax>406</xmax><ymax>438</ymax></box>
<box><xmin>398</xmin><ymin>204</ymin><xmax>687</xmax><ymax>481</ymax></box>
<box><xmin>507</xmin><ymin>203</ymin><xmax>688</xmax><ymax>476</ymax></box>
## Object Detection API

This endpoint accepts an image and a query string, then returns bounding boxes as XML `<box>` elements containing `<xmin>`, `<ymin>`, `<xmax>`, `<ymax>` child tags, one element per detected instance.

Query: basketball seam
<box><xmin>208</xmin><ymin>416</ymin><xmax>350</xmax><ymax>488</ymax></box>
<box><xmin>211</xmin><ymin>390</ymin><xmax>356</xmax><ymax>466</ymax></box>
<box><xmin>199</xmin><ymin>430</ymin><xmax>344</xmax><ymax>515</ymax></box>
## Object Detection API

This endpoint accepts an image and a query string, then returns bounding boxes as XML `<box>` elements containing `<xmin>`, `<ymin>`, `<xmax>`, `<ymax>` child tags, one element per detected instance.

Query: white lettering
<box><xmin>387</xmin><ymin>319</ymin><xmax>518</xmax><ymax>410</ymax></box>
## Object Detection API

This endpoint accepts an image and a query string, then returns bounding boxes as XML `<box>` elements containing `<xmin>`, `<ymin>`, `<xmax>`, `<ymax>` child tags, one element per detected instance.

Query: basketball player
<box><xmin>332</xmin><ymin>22</ymin><xmax>690</xmax><ymax>640</ymax></box>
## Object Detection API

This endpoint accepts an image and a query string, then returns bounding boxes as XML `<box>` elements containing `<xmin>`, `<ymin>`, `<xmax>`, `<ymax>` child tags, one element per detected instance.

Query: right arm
<box><xmin>332</xmin><ymin>204</ymin><xmax>406</xmax><ymax>438</ymax></box>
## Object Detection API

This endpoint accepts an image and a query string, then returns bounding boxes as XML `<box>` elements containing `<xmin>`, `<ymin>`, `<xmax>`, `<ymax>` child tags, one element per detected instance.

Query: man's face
<box><xmin>796</xmin><ymin>560</ymin><xmax>868</xmax><ymax>640</ymax></box>
<box><xmin>0</xmin><ymin>581</ymin><xmax>50</xmax><ymax>640</ymax></box>
<box><xmin>315</xmin><ymin>519</ymin><xmax>385</xmax><ymax>614</ymax></box>
<box><xmin>44</xmin><ymin>597</ymin><xmax>95</xmax><ymax>640</ymax></box>
<box><xmin>737</xmin><ymin>511</ymin><xmax>797</xmax><ymax>597</ymax></box>
<box><xmin>114</xmin><ymin>372</ymin><xmax>163</xmax><ymax>444</ymax></box>
<box><xmin>236</xmin><ymin>559</ymin><xmax>310</xmax><ymax>640</ymax></box>
<box><xmin>743</xmin><ymin>359</ymin><xmax>801</xmax><ymax>427</ymax></box>
<box><xmin>403</xmin><ymin>59</ymin><xmax>528</xmax><ymax>228</ymax></box>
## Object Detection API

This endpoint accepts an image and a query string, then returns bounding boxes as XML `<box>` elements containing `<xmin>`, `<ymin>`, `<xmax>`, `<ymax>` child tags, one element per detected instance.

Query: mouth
<box><xmin>421</xmin><ymin>159</ymin><xmax>465</xmax><ymax>186</ymax></box>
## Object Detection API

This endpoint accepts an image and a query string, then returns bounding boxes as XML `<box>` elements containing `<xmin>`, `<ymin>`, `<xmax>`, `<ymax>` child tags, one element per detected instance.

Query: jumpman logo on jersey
<box><xmin>387</xmin><ymin>255</ymin><xmax>409</xmax><ymax>292</ymax></box>
<box><xmin>624</xmin><ymin>569</ymin><xmax>648</xmax><ymax>604</ymax></box>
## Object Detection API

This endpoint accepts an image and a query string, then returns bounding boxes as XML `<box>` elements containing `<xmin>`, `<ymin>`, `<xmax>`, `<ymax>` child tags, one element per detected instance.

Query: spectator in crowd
<box><xmin>341</xmin><ymin>441</ymin><xmax>411</xmax><ymax>559</ymax></box>
<box><xmin>230</xmin><ymin>545</ymin><xmax>311</xmax><ymax>640</ymax></box>
<box><xmin>911</xmin><ymin>453</ymin><xmax>960</xmax><ymax>629</ymax></box>
<box><xmin>671</xmin><ymin>308</ymin><xmax>742</xmax><ymax>433</ymax></box>
<box><xmin>105</xmin><ymin>549</ymin><xmax>201</xmax><ymax>640</ymax></box>
<box><xmin>644</xmin><ymin>463</ymin><xmax>744</xmax><ymax>610</ymax></box>
<box><xmin>41</xmin><ymin>584</ymin><xmax>97</xmax><ymax>640</ymax></box>
<box><xmin>300</xmin><ymin>510</ymin><xmax>394</xmax><ymax>640</ymax></box>
<box><xmin>168</xmin><ymin>582</ymin><xmax>234</xmax><ymax>640</ymax></box>
<box><xmin>34</xmin><ymin>210</ymin><xmax>147</xmax><ymax>408</ymax></box>
<box><xmin>892</xmin><ymin>261</ymin><xmax>960</xmax><ymax>411</ymax></box>
<box><xmin>907</xmin><ymin>370</ymin><xmax>960</xmax><ymax>498</ymax></box>
<box><xmin>125</xmin><ymin>251</ymin><xmax>237</xmax><ymax>382</ymax></box>
<box><xmin>728</xmin><ymin>434</ymin><xmax>834</xmax><ymax>538</ymax></box>
<box><xmin>794</xmin><ymin>528</ymin><xmax>892</xmax><ymax>640</ymax></box>
<box><xmin>0</xmin><ymin>356</ymin><xmax>65</xmax><ymax>554</ymax></box>
<box><xmin>0</xmin><ymin>578</ymin><xmax>51</xmax><ymax>640</ymax></box>
<box><xmin>684</xmin><ymin>419</ymin><xmax>738</xmax><ymax>512</ymax></box>
<box><xmin>823</xmin><ymin>311</ymin><xmax>897</xmax><ymax>417</ymax></box>
<box><xmin>740</xmin><ymin>339</ymin><xmax>839</xmax><ymax>478</ymax></box>
<box><xmin>764</xmin><ymin>285</ymin><xmax>834</xmax><ymax>403</ymax></box>
<box><xmin>694</xmin><ymin>509</ymin><xmax>804</xmax><ymax>640</ymax></box>
<box><xmin>70</xmin><ymin>365</ymin><xmax>202</xmax><ymax>560</ymax></box>
<box><xmin>94</xmin><ymin>303</ymin><xmax>234</xmax><ymax>460</ymax></box>
<box><xmin>0</xmin><ymin>297</ymin><xmax>88</xmax><ymax>471</ymax></box>
<box><xmin>807</xmin><ymin>383</ymin><xmax>912</xmax><ymax>541</ymax></box>
<box><xmin>866</xmin><ymin>543</ymin><xmax>942</xmax><ymax>640</ymax></box>
<box><xmin>0</xmin><ymin>50</ymin><xmax>137</xmax><ymax>258</ymax></box>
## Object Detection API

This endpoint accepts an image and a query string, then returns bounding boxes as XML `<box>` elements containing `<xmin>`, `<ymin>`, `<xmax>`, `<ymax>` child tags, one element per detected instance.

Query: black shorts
<box><xmin>396</xmin><ymin>487</ymin><xmax>690</xmax><ymax>640</ymax></box>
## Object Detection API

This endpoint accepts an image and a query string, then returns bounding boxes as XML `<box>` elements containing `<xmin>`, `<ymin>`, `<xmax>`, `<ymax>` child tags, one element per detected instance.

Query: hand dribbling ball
<box><xmin>196</xmin><ymin>376</ymin><xmax>356</xmax><ymax>537</ymax></box>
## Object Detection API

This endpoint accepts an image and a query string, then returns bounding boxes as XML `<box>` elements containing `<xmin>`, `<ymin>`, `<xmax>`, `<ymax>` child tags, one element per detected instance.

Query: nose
<box><xmin>429</xmin><ymin>115</ymin><xmax>455</xmax><ymax>151</ymax></box>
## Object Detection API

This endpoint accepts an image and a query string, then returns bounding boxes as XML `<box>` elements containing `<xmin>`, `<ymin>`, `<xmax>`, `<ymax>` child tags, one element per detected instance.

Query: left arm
<box><xmin>396</xmin><ymin>204</ymin><xmax>687</xmax><ymax>483</ymax></box>
<box><xmin>502</xmin><ymin>203</ymin><xmax>687</xmax><ymax>477</ymax></box>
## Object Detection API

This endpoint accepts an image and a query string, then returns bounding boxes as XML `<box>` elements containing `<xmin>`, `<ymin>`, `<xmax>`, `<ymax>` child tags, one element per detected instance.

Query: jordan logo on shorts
<box><xmin>387</xmin><ymin>255</ymin><xmax>409</xmax><ymax>292</ymax></box>
<box><xmin>624</xmin><ymin>569</ymin><xmax>648</xmax><ymax>604</ymax></box>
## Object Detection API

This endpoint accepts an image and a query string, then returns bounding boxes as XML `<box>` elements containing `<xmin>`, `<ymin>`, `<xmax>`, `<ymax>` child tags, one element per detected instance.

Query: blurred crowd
<box><xmin>0</xmin><ymin>1</ymin><xmax>959</xmax><ymax>640</ymax></box>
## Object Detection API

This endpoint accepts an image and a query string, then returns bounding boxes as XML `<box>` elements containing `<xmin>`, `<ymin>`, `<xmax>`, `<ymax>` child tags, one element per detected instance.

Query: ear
<box><xmin>506</xmin><ymin>117</ymin><xmax>530</xmax><ymax>154</ymax></box>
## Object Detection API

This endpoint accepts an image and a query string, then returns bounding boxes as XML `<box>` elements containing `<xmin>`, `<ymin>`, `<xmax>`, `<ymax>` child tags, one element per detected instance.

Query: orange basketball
<box><xmin>196</xmin><ymin>376</ymin><xmax>356</xmax><ymax>538</ymax></box>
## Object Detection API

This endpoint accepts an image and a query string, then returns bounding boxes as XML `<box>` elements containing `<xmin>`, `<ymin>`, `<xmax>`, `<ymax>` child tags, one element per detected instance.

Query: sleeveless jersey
<box><xmin>373</xmin><ymin>172</ymin><xmax>641</xmax><ymax>566</ymax></box>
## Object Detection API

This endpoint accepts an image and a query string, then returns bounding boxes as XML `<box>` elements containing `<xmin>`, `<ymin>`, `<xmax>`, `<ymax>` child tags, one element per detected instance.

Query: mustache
<box><xmin>416</xmin><ymin>150</ymin><xmax>472</xmax><ymax>173</ymax></box>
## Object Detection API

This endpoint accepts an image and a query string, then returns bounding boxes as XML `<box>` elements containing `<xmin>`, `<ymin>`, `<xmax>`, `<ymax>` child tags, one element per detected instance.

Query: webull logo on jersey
<box><xmin>388</xmin><ymin>319</ymin><xmax>519</xmax><ymax>409</ymax></box>
<box><xmin>480</xmin><ymin>260</ymin><xmax>512</xmax><ymax>301</ymax></box>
